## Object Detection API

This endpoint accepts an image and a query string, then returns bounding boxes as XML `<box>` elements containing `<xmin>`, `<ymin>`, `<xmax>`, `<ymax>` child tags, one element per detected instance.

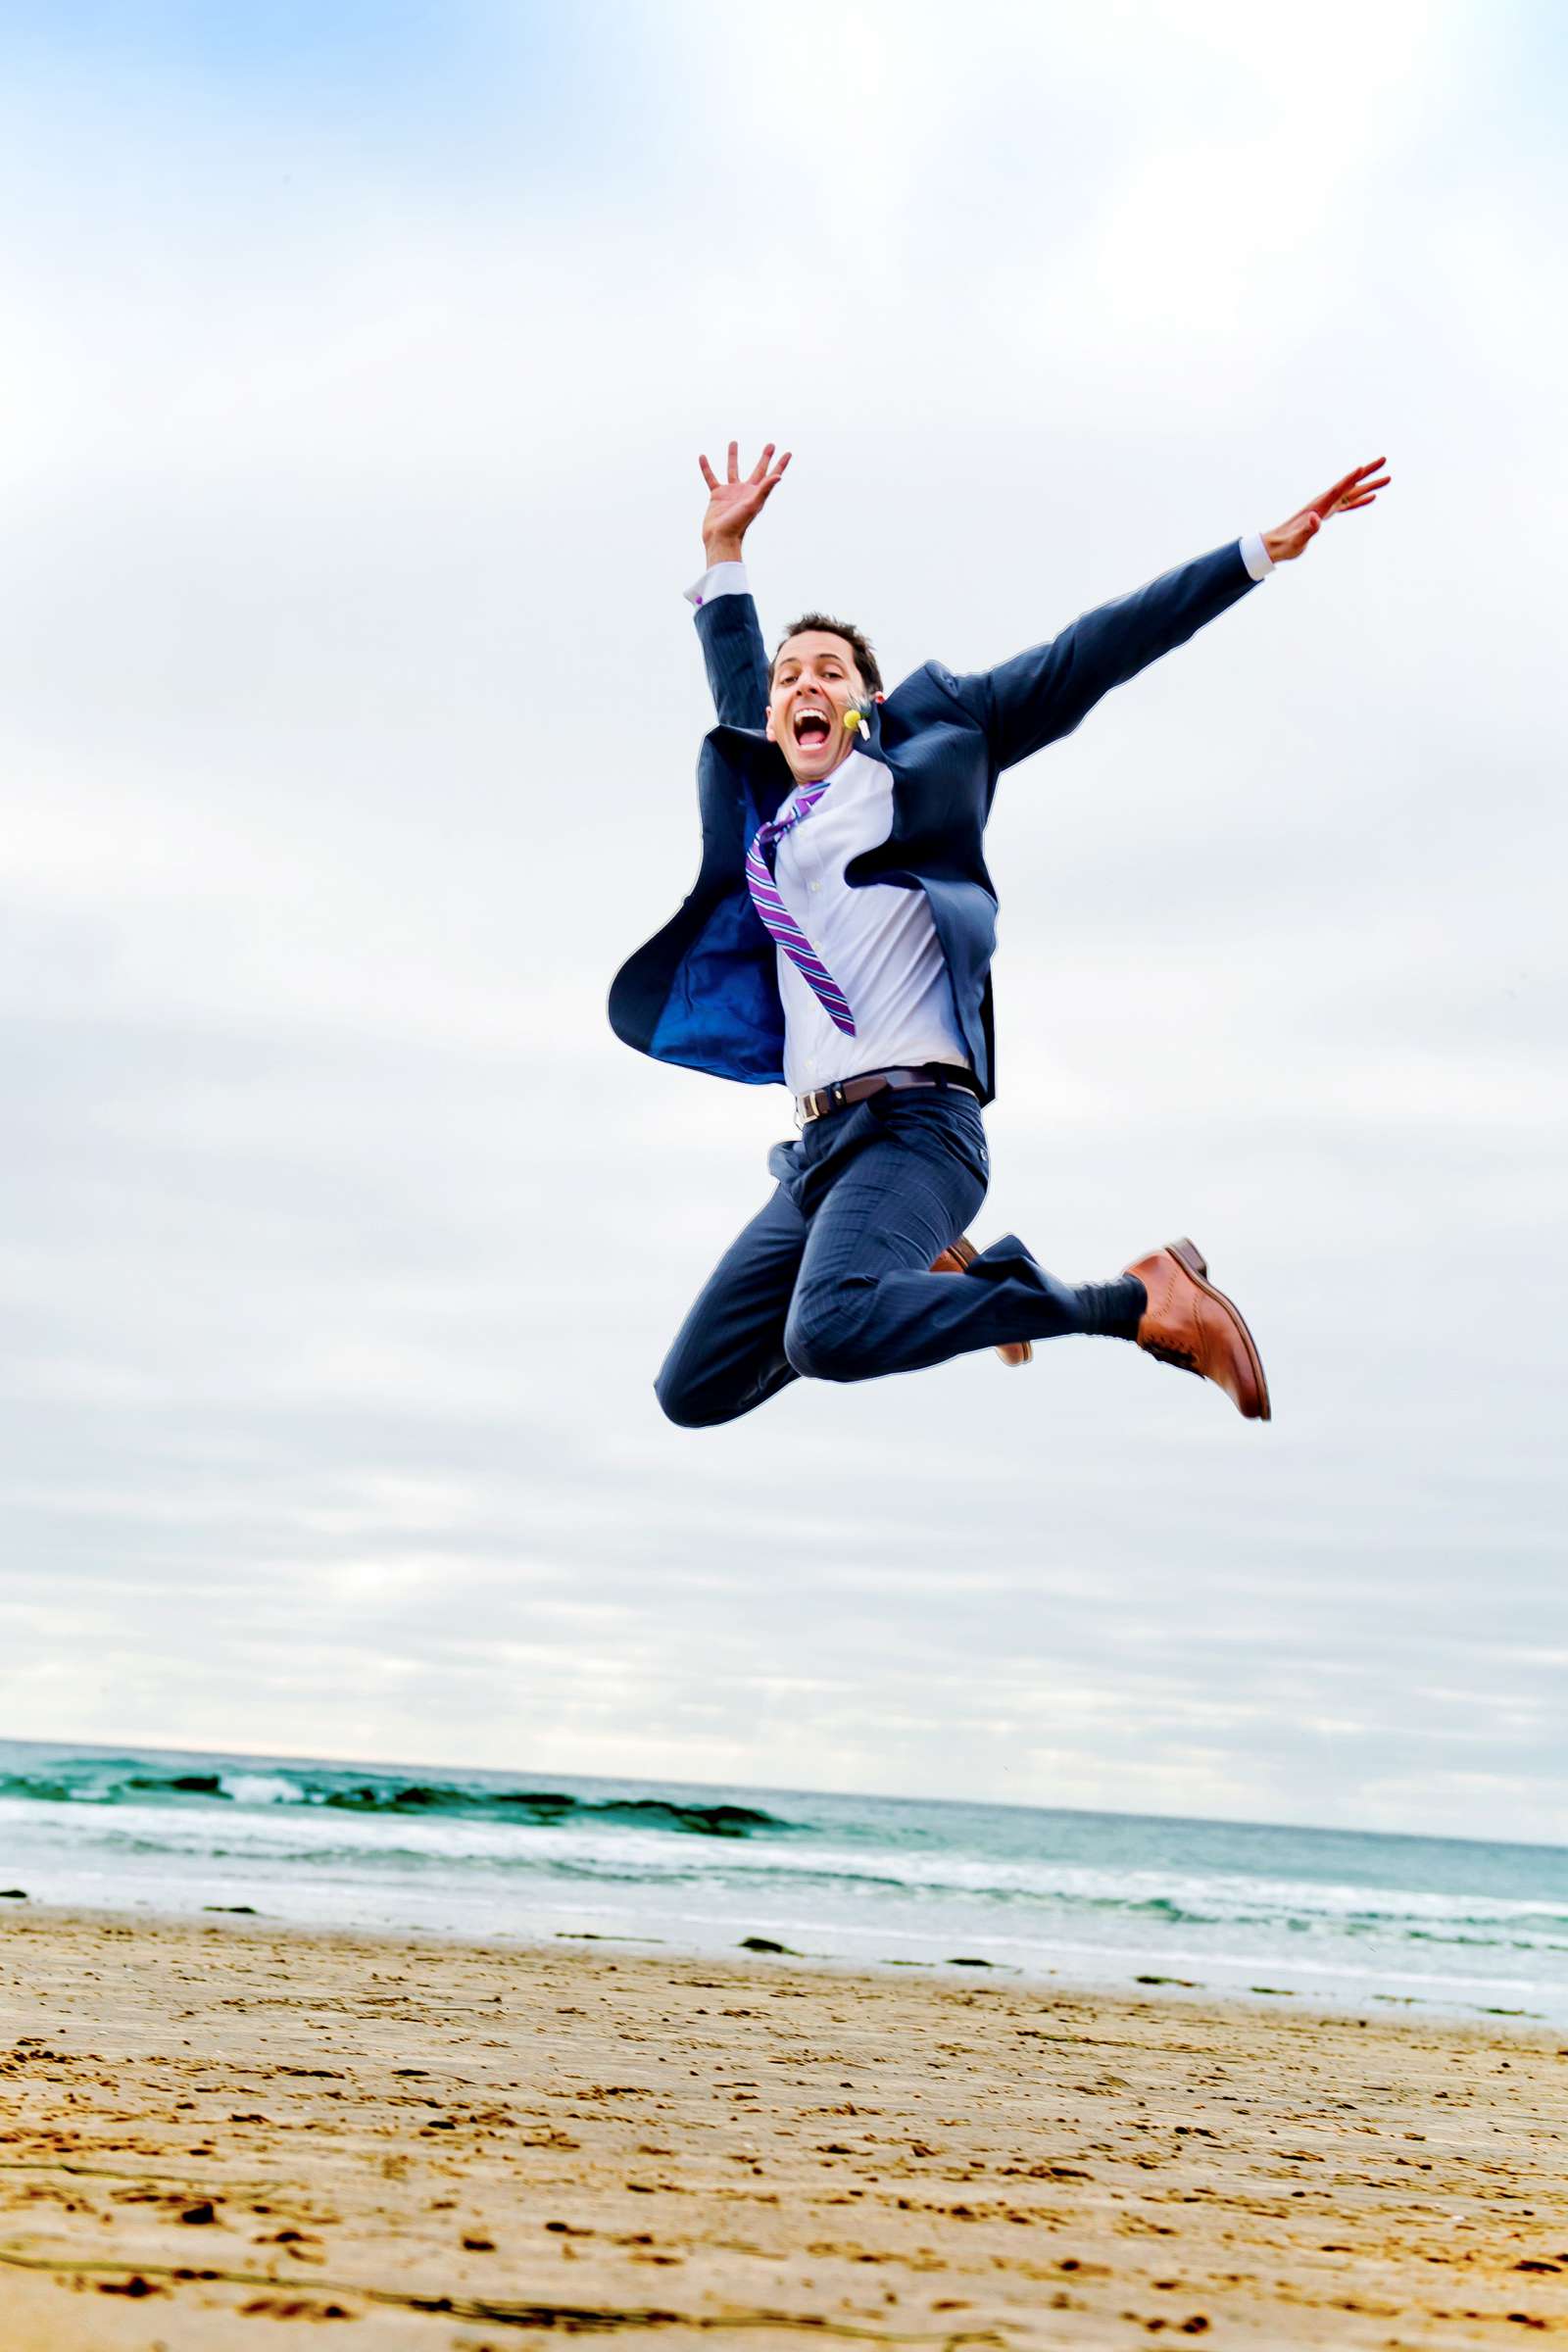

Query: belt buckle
<box><xmin>797</xmin><ymin>1081</ymin><xmax>845</xmax><ymax>1128</ymax></box>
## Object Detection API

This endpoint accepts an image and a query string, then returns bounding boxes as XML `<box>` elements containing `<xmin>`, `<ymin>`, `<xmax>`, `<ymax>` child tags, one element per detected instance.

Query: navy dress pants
<box><xmin>656</xmin><ymin>1088</ymin><xmax>1109</xmax><ymax>1429</ymax></box>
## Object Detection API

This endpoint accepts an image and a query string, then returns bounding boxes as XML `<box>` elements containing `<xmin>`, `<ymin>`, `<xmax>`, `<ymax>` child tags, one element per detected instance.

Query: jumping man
<box><xmin>610</xmin><ymin>442</ymin><xmax>1389</xmax><ymax>1429</ymax></box>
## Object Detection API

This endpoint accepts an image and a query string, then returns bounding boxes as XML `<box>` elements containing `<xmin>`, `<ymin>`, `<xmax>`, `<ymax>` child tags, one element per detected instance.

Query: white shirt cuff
<box><xmin>1239</xmin><ymin>531</ymin><xmax>1274</xmax><ymax>582</ymax></box>
<box><xmin>685</xmin><ymin>560</ymin><xmax>751</xmax><ymax>609</ymax></box>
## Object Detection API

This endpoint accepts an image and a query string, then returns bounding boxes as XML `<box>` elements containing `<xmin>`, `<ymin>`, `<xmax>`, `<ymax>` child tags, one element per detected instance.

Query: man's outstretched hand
<box><xmin>699</xmin><ymin>439</ymin><xmax>791</xmax><ymax>566</ymax></box>
<box><xmin>1263</xmin><ymin>457</ymin><xmax>1391</xmax><ymax>564</ymax></box>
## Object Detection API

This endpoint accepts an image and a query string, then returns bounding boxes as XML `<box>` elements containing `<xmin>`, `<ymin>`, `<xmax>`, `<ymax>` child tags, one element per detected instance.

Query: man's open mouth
<box><xmin>793</xmin><ymin>709</ymin><xmax>832</xmax><ymax>748</ymax></box>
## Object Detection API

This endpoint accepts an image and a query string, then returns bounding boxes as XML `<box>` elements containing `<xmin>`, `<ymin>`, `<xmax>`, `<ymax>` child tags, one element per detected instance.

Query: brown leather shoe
<box><xmin>931</xmin><ymin>1234</ymin><xmax>1033</xmax><ymax>1367</ymax></box>
<box><xmin>1124</xmin><ymin>1238</ymin><xmax>1270</xmax><ymax>1420</ymax></box>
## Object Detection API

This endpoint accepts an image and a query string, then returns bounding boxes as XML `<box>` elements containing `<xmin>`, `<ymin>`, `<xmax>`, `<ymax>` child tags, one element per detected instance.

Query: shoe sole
<box><xmin>1169</xmin><ymin>1238</ymin><xmax>1271</xmax><ymax>1422</ymax></box>
<box><xmin>939</xmin><ymin>1236</ymin><xmax>1032</xmax><ymax>1366</ymax></box>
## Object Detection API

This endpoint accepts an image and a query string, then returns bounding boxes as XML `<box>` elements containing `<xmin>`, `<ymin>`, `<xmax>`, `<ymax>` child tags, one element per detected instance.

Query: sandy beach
<box><xmin>2</xmin><ymin>1912</ymin><xmax>1567</xmax><ymax>2348</ymax></box>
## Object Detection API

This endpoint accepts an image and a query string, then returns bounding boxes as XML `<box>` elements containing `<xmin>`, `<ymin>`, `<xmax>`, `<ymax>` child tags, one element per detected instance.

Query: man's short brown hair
<box><xmin>768</xmin><ymin>613</ymin><xmax>883</xmax><ymax>698</ymax></box>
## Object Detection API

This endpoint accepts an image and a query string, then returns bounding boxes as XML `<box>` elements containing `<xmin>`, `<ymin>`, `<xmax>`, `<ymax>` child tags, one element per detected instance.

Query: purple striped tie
<box><xmin>745</xmin><ymin>779</ymin><xmax>856</xmax><ymax>1037</ymax></box>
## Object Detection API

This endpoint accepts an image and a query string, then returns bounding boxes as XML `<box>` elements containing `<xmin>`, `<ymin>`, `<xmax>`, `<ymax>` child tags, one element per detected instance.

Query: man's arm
<box><xmin>967</xmin><ymin>457</ymin><xmax>1391</xmax><ymax>773</ymax></box>
<box><xmin>685</xmin><ymin>439</ymin><xmax>791</xmax><ymax>728</ymax></box>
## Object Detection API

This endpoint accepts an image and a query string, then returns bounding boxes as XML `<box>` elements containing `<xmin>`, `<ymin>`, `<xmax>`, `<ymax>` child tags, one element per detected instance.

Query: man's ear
<box><xmin>763</xmin><ymin>708</ymin><xmax>776</xmax><ymax>742</ymax></box>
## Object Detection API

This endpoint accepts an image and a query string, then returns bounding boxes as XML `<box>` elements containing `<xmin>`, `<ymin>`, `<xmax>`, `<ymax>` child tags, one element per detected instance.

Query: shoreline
<box><xmin>3</xmin><ymin>1908</ymin><xmax>1568</xmax><ymax>2346</ymax></box>
<box><xmin>9</xmin><ymin>1743</ymin><xmax>1566</xmax><ymax>2033</ymax></box>
<box><xmin>2</xmin><ymin>1891</ymin><xmax>1558</xmax><ymax>2034</ymax></box>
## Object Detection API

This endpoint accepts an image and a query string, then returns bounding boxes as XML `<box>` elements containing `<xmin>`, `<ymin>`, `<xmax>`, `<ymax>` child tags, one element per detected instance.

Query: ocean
<box><xmin>3</xmin><ymin>1739</ymin><xmax>1566</xmax><ymax>2025</ymax></box>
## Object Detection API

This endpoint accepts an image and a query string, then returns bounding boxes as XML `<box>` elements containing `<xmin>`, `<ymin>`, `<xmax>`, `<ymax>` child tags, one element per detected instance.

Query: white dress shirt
<box><xmin>765</xmin><ymin>750</ymin><xmax>971</xmax><ymax>1096</ymax></box>
<box><xmin>685</xmin><ymin>538</ymin><xmax>1273</xmax><ymax>1095</ymax></box>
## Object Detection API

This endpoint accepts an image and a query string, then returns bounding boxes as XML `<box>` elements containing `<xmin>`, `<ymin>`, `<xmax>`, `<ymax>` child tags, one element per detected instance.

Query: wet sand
<box><xmin>2</xmin><ymin>1910</ymin><xmax>1567</xmax><ymax>2347</ymax></box>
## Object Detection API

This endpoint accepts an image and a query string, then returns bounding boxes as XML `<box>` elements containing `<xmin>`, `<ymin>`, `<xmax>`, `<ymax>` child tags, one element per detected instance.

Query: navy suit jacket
<box><xmin>609</xmin><ymin>540</ymin><xmax>1257</xmax><ymax>1105</ymax></box>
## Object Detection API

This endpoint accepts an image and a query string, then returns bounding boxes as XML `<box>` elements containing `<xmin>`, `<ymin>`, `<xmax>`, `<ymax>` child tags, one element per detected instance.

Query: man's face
<box><xmin>765</xmin><ymin>631</ymin><xmax>864</xmax><ymax>787</ymax></box>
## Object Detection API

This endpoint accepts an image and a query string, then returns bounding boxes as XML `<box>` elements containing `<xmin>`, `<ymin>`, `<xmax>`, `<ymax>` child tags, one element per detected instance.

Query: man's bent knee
<box><xmin>782</xmin><ymin>1282</ymin><xmax>880</xmax><ymax>1384</ymax></box>
<box><xmin>655</xmin><ymin>1347</ymin><xmax>769</xmax><ymax>1428</ymax></box>
<box><xmin>654</xmin><ymin>1364</ymin><xmax>731</xmax><ymax>1430</ymax></box>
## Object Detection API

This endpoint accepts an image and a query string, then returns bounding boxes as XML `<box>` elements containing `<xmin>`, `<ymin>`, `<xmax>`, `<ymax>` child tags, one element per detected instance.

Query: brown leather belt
<box><xmin>796</xmin><ymin>1063</ymin><xmax>981</xmax><ymax>1125</ymax></box>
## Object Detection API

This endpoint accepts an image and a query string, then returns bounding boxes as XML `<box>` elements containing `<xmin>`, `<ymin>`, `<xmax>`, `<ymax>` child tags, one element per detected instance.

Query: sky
<box><xmin>0</xmin><ymin>0</ymin><xmax>1563</xmax><ymax>1842</ymax></box>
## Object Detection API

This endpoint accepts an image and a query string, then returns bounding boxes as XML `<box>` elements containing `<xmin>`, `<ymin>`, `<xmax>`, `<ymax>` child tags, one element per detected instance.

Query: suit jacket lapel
<box><xmin>710</xmin><ymin>722</ymin><xmax>795</xmax><ymax>826</ymax></box>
